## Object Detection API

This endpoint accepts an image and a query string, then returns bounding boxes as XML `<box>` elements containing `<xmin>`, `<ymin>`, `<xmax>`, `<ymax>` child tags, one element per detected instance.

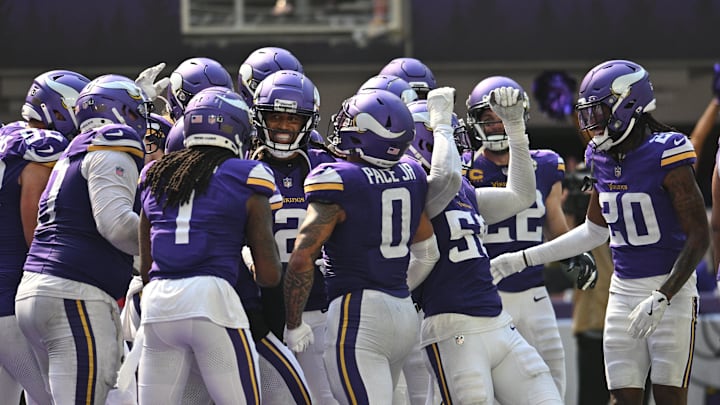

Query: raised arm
<box><xmin>475</xmin><ymin>86</ymin><xmax>536</xmax><ymax>224</ymax></box>
<box><xmin>424</xmin><ymin>87</ymin><xmax>462</xmax><ymax>219</ymax></box>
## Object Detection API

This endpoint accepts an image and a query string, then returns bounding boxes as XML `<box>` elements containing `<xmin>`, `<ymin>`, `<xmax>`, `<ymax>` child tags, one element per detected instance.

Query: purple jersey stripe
<box><xmin>682</xmin><ymin>297</ymin><xmax>698</xmax><ymax>388</ymax></box>
<box><xmin>425</xmin><ymin>343</ymin><xmax>453</xmax><ymax>405</ymax></box>
<box><xmin>257</xmin><ymin>337</ymin><xmax>312</xmax><ymax>404</ymax></box>
<box><xmin>65</xmin><ymin>299</ymin><xmax>97</xmax><ymax>405</ymax></box>
<box><xmin>227</xmin><ymin>328</ymin><xmax>260</xmax><ymax>405</ymax></box>
<box><xmin>336</xmin><ymin>292</ymin><xmax>368</xmax><ymax>404</ymax></box>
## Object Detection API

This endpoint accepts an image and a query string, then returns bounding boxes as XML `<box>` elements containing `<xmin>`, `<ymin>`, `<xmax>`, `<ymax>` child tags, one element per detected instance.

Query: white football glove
<box><xmin>489</xmin><ymin>250</ymin><xmax>528</xmax><ymax>285</ymax></box>
<box><xmin>627</xmin><ymin>290</ymin><xmax>669</xmax><ymax>339</ymax></box>
<box><xmin>284</xmin><ymin>322</ymin><xmax>314</xmax><ymax>352</ymax></box>
<box><xmin>426</xmin><ymin>87</ymin><xmax>456</xmax><ymax>129</ymax></box>
<box><xmin>488</xmin><ymin>86</ymin><xmax>526</xmax><ymax>138</ymax></box>
<box><xmin>315</xmin><ymin>258</ymin><xmax>328</xmax><ymax>276</ymax></box>
<box><xmin>241</xmin><ymin>245</ymin><xmax>254</xmax><ymax>274</ymax></box>
<box><xmin>135</xmin><ymin>62</ymin><xmax>170</xmax><ymax>101</ymax></box>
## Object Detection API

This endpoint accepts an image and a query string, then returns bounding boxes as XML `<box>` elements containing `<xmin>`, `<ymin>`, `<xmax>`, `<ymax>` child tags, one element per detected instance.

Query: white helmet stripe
<box><xmin>345</xmin><ymin>112</ymin><xmax>406</xmax><ymax>139</ymax></box>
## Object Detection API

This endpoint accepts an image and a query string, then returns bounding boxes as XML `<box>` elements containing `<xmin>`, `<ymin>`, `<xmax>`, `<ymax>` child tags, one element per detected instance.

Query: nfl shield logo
<box><xmin>614</xmin><ymin>166</ymin><xmax>622</xmax><ymax>178</ymax></box>
<box><xmin>283</xmin><ymin>177</ymin><xmax>293</xmax><ymax>188</ymax></box>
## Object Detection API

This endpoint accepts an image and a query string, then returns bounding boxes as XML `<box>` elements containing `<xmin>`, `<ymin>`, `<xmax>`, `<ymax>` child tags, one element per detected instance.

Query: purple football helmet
<box><xmin>379</xmin><ymin>58</ymin><xmax>436</xmax><ymax>99</ymax></box>
<box><xmin>21</xmin><ymin>70</ymin><xmax>90</xmax><ymax>138</ymax></box>
<box><xmin>167</xmin><ymin>57</ymin><xmax>234</xmax><ymax>121</ymax></box>
<box><xmin>405</xmin><ymin>100</ymin><xmax>471</xmax><ymax>171</ymax></box>
<box><xmin>576</xmin><ymin>60</ymin><xmax>656</xmax><ymax>152</ymax></box>
<box><xmin>328</xmin><ymin>89</ymin><xmax>414</xmax><ymax>168</ymax></box>
<box><xmin>75</xmin><ymin>74</ymin><xmax>153</xmax><ymax>136</ymax></box>
<box><xmin>164</xmin><ymin>120</ymin><xmax>186</xmax><ymax>154</ymax></box>
<box><xmin>145</xmin><ymin>113</ymin><xmax>173</xmax><ymax>154</ymax></box>
<box><xmin>183</xmin><ymin>87</ymin><xmax>253</xmax><ymax>156</ymax></box>
<box><xmin>238</xmin><ymin>47</ymin><xmax>304</xmax><ymax>106</ymax></box>
<box><xmin>358</xmin><ymin>74</ymin><xmax>418</xmax><ymax>104</ymax></box>
<box><xmin>465</xmin><ymin>76</ymin><xmax>529</xmax><ymax>152</ymax></box>
<box><xmin>253</xmin><ymin>70</ymin><xmax>320</xmax><ymax>159</ymax></box>
<box><xmin>452</xmin><ymin>115</ymin><xmax>473</xmax><ymax>156</ymax></box>
<box><xmin>309</xmin><ymin>129</ymin><xmax>324</xmax><ymax>145</ymax></box>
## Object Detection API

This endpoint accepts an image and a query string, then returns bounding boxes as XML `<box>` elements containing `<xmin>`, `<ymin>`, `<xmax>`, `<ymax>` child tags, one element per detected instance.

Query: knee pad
<box><xmin>452</xmin><ymin>369</ymin><xmax>490</xmax><ymax>404</ymax></box>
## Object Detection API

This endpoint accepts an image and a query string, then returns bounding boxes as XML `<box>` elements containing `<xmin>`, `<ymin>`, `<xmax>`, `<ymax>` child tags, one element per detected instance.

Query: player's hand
<box><xmin>284</xmin><ymin>322</ymin><xmax>314</xmax><ymax>352</ymax></box>
<box><xmin>627</xmin><ymin>290</ymin><xmax>669</xmax><ymax>339</ymax></box>
<box><xmin>315</xmin><ymin>258</ymin><xmax>328</xmax><ymax>276</ymax></box>
<box><xmin>489</xmin><ymin>250</ymin><xmax>527</xmax><ymax>285</ymax></box>
<box><xmin>241</xmin><ymin>246</ymin><xmax>255</xmax><ymax>275</ymax></box>
<box><xmin>427</xmin><ymin>87</ymin><xmax>455</xmax><ymax>129</ymax></box>
<box><xmin>563</xmin><ymin>252</ymin><xmax>598</xmax><ymax>290</ymax></box>
<box><xmin>135</xmin><ymin>62</ymin><xmax>170</xmax><ymax>101</ymax></box>
<box><xmin>489</xmin><ymin>86</ymin><xmax>525</xmax><ymax>125</ymax></box>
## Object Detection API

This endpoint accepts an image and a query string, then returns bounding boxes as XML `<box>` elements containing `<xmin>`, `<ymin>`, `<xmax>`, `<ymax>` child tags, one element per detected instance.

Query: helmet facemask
<box><xmin>255</xmin><ymin>108</ymin><xmax>317</xmax><ymax>159</ymax></box>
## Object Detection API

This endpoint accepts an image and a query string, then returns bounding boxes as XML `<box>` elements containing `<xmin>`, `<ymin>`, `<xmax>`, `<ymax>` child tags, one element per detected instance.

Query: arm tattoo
<box><xmin>284</xmin><ymin>202</ymin><xmax>343</xmax><ymax>328</ymax></box>
<box><xmin>295</xmin><ymin>203</ymin><xmax>343</xmax><ymax>251</ymax></box>
<box><xmin>661</xmin><ymin>166</ymin><xmax>710</xmax><ymax>299</ymax></box>
<box><xmin>284</xmin><ymin>268</ymin><xmax>314</xmax><ymax>328</ymax></box>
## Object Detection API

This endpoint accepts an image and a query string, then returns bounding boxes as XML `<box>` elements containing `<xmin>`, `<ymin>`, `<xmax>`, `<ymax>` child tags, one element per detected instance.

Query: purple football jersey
<box><xmin>304</xmin><ymin>156</ymin><xmax>428</xmax><ymax>301</ymax></box>
<box><xmin>413</xmin><ymin>178</ymin><xmax>502</xmax><ymax>318</ymax></box>
<box><xmin>24</xmin><ymin>126</ymin><xmax>144</xmax><ymax>300</ymax></box>
<box><xmin>266</xmin><ymin>149</ymin><xmax>335</xmax><ymax>311</ymax></box>
<box><xmin>141</xmin><ymin>158</ymin><xmax>276</xmax><ymax>287</ymax></box>
<box><xmin>0</xmin><ymin>124</ymin><xmax>68</xmax><ymax>315</ymax></box>
<box><xmin>466</xmin><ymin>149</ymin><xmax>565</xmax><ymax>292</ymax></box>
<box><xmin>586</xmin><ymin>132</ymin><xmax>695</xmax><ymax>279</ymax></box>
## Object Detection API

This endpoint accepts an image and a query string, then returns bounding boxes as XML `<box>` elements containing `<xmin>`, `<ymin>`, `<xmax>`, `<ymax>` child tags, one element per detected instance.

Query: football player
<box><xmin>491</xmin><ymin>60</ymin><xmax>709</xmax><ymax>405</ymax></box>
<box><xmin>407</xmin><ymin>87</ymin><xmax>563</xmax><ymax>404</ymax></box>
<box><xmin>137</xmin><ymin>87</ymin><xmax>282</xmax><ymax>404</ymax></box>
<box><xmin>0</xmin><ymin>69</ymin><xmax>89</xmax><ymax>404</ymax></box>
<box><xmin>464</xmin><ymin>76</ymin><xmax>597</xmax><ymax>399</ymax></box>
<box><xmin>283</xmin><ymin>89</ymin><xmax>440</xmax><ymax>404</ymax></box>
<box><xmin>246</xmin><ymin>69</ymin><xmax>333</xmax><ymax>404</ymax></box>
<box><xmin>15</xmin><ymin>74</ymin><xmax>150</xmax><ymax>404</ymax></box>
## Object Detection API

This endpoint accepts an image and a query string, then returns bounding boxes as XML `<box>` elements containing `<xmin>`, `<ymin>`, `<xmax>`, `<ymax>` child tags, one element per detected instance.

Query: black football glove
<box><xmin>562</xmin><ymin>252</ymin><xmax>597</xmax><ymax>290</ymax></box>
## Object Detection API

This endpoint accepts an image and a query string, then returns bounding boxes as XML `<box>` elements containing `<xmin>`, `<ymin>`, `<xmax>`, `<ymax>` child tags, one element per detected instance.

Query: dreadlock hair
<box><xmin>143</xmin><ymin>146</ymin><xmax>236</xmax><ymax>208</ymax></box>
<box><xmin>610</xmin><ymin>112</ymin><xmax>681</xmax><ymax>156</ymax></box>
<box><xmin>641</xmin><ymin>112</ymin><xmax>679</xmax><ymax>134</ymax></box>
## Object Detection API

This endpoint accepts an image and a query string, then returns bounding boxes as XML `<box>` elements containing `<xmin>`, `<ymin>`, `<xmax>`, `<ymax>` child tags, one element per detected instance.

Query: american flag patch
<box><xmin>387</xmin><ymin>146</ymin><xmax>400</xmax><ymax>155</ymax></box>
<box><xmin>115</xmin><ymin>166</ymin><xmax>125</xmax><ymax>177</ymax></box>
<box><xmin>191</xmin><ymin>115</ymin><xmax>203</xmax><ymax>124</ymax></box>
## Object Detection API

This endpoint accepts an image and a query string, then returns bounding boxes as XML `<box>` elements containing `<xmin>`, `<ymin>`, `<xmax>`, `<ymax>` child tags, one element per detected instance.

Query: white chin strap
<box><xmin>591</xmin><ymin>117</ymin><xmax>636</xmax><ymax>152</ymax></box>
<box><xmin>474</xmin><ymin>123</ymin><xmax>508</xmax><ymax>152</ymax></box>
